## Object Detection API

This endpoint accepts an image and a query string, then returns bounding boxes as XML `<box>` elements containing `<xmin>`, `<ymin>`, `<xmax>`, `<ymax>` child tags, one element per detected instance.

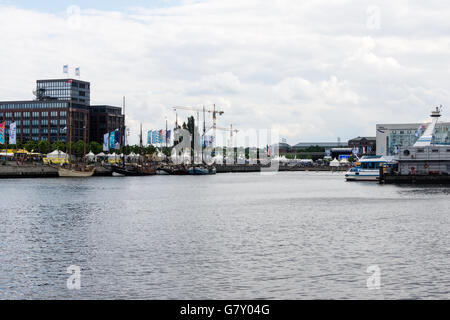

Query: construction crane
<box><xmin>172</xmin><ymin>104</ymin><xmax>224</xmax><ymax>142</ymax></box>
<box><xmin>215</xmin><ymin>124</ymin><xmax>239</xmax><ymax>148</ymax></box>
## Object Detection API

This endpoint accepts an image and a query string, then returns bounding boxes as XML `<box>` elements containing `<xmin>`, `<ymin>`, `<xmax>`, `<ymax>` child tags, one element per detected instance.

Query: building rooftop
<box><xmin>349</xmin><ymin>136</ymin><xmax>376</xmax><ymax>141</ymax></box>
<box><xmin>293</xmin><ymin>142</ymin><xmax>345</xmax><ymax>148</ymax></box>
<box><xmin>37</xmin><ymin>78</ymin><xmax>90</xmax><ymax>84</ymax></box>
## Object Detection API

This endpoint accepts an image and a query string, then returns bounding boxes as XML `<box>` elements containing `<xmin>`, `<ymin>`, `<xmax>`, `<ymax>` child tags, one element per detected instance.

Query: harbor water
<box><xmin>0</xmin><ymin>172</ymin><xmax>449</xmax><ymax>299</ymax></box>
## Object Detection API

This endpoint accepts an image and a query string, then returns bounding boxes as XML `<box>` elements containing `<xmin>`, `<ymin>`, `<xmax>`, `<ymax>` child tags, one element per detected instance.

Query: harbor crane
<box><xmin>172</xmin><ymin>104</ymin><xmax>224</xmax><ymax>142</ymax></box>
<box><xmin>215</xmin><ymin>125</ymin><xmax>239</xmax><ymax>148</ymax></box>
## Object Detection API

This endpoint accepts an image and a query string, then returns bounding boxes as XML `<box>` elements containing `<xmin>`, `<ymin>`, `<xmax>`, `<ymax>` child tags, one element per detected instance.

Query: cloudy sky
<box><xmin>1</xmin><ymin>0</ymin><xmax>450</xmax><ymax>145</ymax></box>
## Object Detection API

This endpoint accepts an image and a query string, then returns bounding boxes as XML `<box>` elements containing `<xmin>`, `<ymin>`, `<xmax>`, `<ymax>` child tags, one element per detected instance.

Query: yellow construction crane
<box><xmin>172</xmin><ymin>104</ymin><xmax>224</xmax><ymax>141</ymax></box>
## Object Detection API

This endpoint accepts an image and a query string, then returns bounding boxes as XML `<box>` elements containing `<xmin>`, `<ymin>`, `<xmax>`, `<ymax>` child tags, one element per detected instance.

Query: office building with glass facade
<box><xmin>0</xmin><ymin>79</ymin><xmax>123</xmax><ymax>144</ymax></box>
<box><xmin>376</xmin><ymin>122</ymin><xmax>450</xmax><ymax>156</ymax></box>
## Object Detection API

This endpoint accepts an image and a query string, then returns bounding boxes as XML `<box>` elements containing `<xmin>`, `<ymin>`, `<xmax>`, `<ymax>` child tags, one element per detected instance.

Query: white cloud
<box><xmin>1</xmin><ymin>1</ymin><xmax>450</xmax><ymax>144</ymax></box>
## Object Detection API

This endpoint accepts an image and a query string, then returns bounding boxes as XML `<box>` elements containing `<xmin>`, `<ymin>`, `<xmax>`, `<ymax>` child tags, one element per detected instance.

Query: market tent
<box><xmin>47</xmin><ymin>150</ymin><xmax>67</xmax><ymax>159</ymax></box>
<box><xmin>330</xmin><ymin>158</ymin><xmax>340</xmax><ymax>167</ymax></box>
<box><xmin>85</xmin><ymin>151</ymin><xmax>95</xmax><ymax>160</ymax></box>
<box><xmin>0</xmin><ymin>151</ymin><xmax>14</xmax><ymax>157</ymax></box>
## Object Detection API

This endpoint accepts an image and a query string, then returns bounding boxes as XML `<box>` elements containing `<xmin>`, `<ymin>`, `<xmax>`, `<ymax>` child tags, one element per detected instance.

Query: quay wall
<box><xmin>0</xmin><ymin>164</ymin><xmax>58</xmax><ymax>178</ymax></box>
<box><xmin>381</xmin><ymin>173</ymin><xmax>450</xmax><ymax>184</ymax></box>
<box><xmin>0</xmin><ymin>163</ymin><xmax>112</xmax><ymax>178</ymax></box>
<box><xmin>216</xmin><ymin>164</ymin><xmax>347</xmax><ymax>173</ymax></box>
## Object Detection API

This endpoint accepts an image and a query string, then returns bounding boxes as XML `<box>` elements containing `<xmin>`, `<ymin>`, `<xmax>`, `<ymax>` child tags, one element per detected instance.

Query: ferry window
<box><xmin>403</xmin><ymin>150</ymin><xmax>410</xmax><ymax>156</ymax></box>
<box><xmin>417</xmin><ymin>149</ymin><xmax>424</xmax><ymax>153</ymax></box>
<box><xmin>446</xmin><ymin>149</ymin><xmax>450</xmax><ymax>152</ymax></box>
<box><xmin>432</xmin><ymin>149</ymin><xmax>439</xmax><ymax>153</ymax></box>
<box><xmin>400</xmin><ymin>131</ymin><xmax>404</xmax><ymax>134</ymax></box>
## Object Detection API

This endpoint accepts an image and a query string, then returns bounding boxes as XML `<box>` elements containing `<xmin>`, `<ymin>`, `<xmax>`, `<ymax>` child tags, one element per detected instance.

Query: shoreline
<box><xmin>0</xmin><ymin>163</ymin><xmax>347</xmax><ymax>179</ymax></box>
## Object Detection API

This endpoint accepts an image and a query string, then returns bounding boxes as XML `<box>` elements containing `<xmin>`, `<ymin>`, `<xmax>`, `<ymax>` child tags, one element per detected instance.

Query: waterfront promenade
<box><xmin>0</xmin><ymin>162</ymin><xmax>347</xmax><ymax>178</ymax></box>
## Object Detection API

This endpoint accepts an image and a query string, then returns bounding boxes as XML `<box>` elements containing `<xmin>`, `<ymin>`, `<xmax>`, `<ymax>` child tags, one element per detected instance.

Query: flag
<box><xmin>75</xmin><ymin>67</ymin><xmax>80</xmax><ymax>77</ymax></box>
<box><xmin>63</xmin><ymin>65</ymin><xmax>69</xmax><ymax>74</ymax></box>
<box><xmin>415</xmin><ymin>125</ymin><xmax>422</xmax><ymax>137</ymax></box>
<box><xmin>114</xmin><ymin>130</ymin><xmax>120</xmax><ymax>150</ymax></box>
<box><xmin>162</xmin><ymin>130</ymin><xmax>171</xmax><ymax>144</ymax></box>
<box><xmin>103</xmin><ymin>133</ymin><xmax>109</xmax><ymax>151</ymax></box>
<box><xmin>0</xmin><ymin>122</ymin><xmax>5</xmax><ymax>145</ymax></box>
<box><xmin>202</xmin><ymin>135</ymin><xmax>214</xmax><ymax>148</ymax></box>
<box><xmin>109</xmin><ymin>131</ymin><xmax>115</xmax><ymax>149</ymax></box>
<box><xmin>9</xmin><ymin>122</ymin><xmax>16</xmax><ymax>145</ymax></box>
<box><xmin>151</xmin><ymin>130</ymin><xmax>162</xmax><ymax>144</ymax></box>
<box><xmin>147</xmin><ymin>130</ymin><xmax>152</xmax><ymax>145</ymax></box>
<box><xmin>66</xmin><ymin>79</ymin><xmax>73</xmax><ymax>84</ymax></box>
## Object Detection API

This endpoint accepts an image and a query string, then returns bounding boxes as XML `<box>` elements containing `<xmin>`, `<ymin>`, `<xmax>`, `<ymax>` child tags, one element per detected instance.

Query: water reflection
<box><xmin>0</xmin><ymin>172</ymin><xmax>449</xmax><ymax>299</ymax></box>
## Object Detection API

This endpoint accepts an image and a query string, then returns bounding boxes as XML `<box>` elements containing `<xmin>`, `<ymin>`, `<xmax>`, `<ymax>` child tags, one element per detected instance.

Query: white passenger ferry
<box><xmin>345</xmin><ymin>156</ymin><xmax>396</xmax><ymax>181</ymax></box>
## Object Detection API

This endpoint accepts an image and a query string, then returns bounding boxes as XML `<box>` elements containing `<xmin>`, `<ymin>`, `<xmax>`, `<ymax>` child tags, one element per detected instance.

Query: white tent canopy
<box><xmin>85</xmin><ymin>151</ymin><xmax>95</xmax><ymax>159</ymax></box>
<box><xmin>96</xmin><ymin>152</ymin><xmax>106</xmax><ymax>157</ymax></box>
<box><xmin>47</xmin><ymin>150</ymin><xmax>67</xmax><ymax>158</ymax></box>
<box><xmin>330</xmin><ymin>158</ymin><xmax>340</xmax><ymax>167</ymax></box>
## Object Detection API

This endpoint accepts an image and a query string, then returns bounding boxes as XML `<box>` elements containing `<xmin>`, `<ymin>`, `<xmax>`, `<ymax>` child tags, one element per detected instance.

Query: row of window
<box><xmin>0</xmin><ymin>102</ymin><xmax>69</xmax><ymax>110</ymax></box>
<box><xmin>391</xmin><ymin>126</ymin><xmax>450</xmax><ymax>135</ymax></box>
<box><xmin>38</xmin><ymin>81</ymin><xmax>73</xmax><ymax>89</ymax></box>
<box><xmin>1</xmin><ymin>111</ymin><xmax>66</xmax><ymax>118</ymax></box>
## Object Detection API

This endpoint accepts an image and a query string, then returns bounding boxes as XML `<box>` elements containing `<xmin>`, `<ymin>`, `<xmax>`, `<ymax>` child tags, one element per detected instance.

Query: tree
<box><xmin>89</xmin><ymin>141</ymin><xmax>102</xmax><ymax>154</ymax></box>
<box><xmin>72</xmin><ymin>140</ymin><xmax>85</xmax><ymax>155</ymax></box>
<box><xmin>52</xmin><ymin>141</ymin><xmax>66</xmax><ymax>151</ymax></box>
<box><xmin>147</xmin><ymin>145</ymin><xmax>157</xmax><ymax>155</ymax></box>
<box><xmin>24</xmin><ymin>141</ymin><xmax>37</xmax><ymax>152</ymax></box>
<box><xmin>38</xmin><ymin>140</ymin><xmax>51</xmax><ymax>154</ymax></box>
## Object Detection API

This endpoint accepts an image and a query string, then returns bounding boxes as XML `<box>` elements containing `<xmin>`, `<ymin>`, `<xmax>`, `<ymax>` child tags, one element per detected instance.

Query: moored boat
<box><xmin>188</xmin><ymin>166</ymin><xmax>209</xmax><ymax>175</ymax></box>
<box><xmin>58</xmin><ymin>167</ymin><xmax>95</xmax><ymax>177</ymax></box>
<box><xmin>345</xmin><ymin>156</ymin><xmax>395</xmax><ymax>181</ymax></box>
<box><xmin>112</xmin><ymin>164</ymin><xmax>155</xmax><ymax>176</ymax></box>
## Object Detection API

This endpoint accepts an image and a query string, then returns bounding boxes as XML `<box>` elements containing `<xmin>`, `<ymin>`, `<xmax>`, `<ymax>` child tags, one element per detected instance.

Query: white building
<box><xmin>376</xmin><ymin>122</ymin><xmax>450</xmax><ymax>156</ymax></box>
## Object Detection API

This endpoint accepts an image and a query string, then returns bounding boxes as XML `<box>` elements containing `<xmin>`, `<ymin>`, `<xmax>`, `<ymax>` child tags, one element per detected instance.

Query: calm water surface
<box><xmin>0</xmin><ymin>171</ymin><xmax>449</xmax><ymax>299</ymax></box>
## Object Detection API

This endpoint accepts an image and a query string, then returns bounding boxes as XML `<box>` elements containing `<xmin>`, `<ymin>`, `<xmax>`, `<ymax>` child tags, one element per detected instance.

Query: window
<box><xmin>432</xmin><ymin>149</ymin><xmax>439</xmax><ymax>153</ymax></box>
<box><xmin>417</xmin><ymin>149</ymin><xmax>424</xmax><ymax>153</ymax></box>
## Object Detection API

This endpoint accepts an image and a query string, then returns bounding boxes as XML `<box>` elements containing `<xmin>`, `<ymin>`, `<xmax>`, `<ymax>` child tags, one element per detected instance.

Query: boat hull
<box><xmin>345</xmin><ymin>171</ymin><xmax>379</xmax><ymax>181</ymax></box>
<box><xmin>112</xmin><ymin>165</ymin><xmax>155</xmax><ymax>176</ymax></box>
<box><xmin>156</xmin><ymin>168</ymin><xmax>172</xmax><ymax>175</ymax></box>
<box><xmin>58</xmin><ymin>167</ymin><xmax>95</xmax><ymax>177</ymax></box>
<box><xmin>188</xmin><ymin>166</ymin><xmax>217</xmax><ymax>175</ymax></box>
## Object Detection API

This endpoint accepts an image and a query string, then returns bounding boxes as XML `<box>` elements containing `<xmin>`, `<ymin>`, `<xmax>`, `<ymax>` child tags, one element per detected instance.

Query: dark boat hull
<box><xmin>112</xmin><ymin>165</ymin><xmax>155</xmax><ymax>176</ymax></box>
